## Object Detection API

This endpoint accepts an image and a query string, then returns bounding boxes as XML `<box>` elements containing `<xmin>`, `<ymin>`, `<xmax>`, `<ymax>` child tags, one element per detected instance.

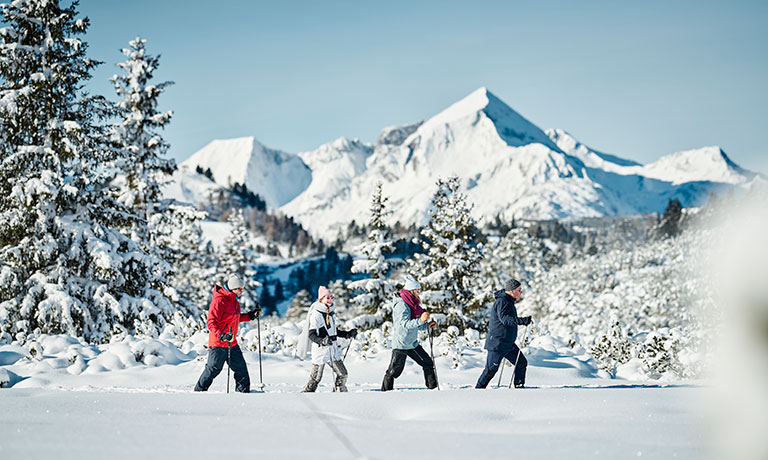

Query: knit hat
<box><xmin>227</xmin><ymin>274</ymin><xmax>244</xmax><ymax>290</ymax></box>
<box><xmin>318</xmin><ymin>285</ymin><xmax>332</xmax><ymax>300</ymax></box>
<box><xmin>505</xmin><ymin>278</ymin><xmax>521</xmax><ymax>292</ymax></box>
<box><xmin>403</xmin><ymin>274</ymin><xmax>421</xmax><ymax>291</ymax></box>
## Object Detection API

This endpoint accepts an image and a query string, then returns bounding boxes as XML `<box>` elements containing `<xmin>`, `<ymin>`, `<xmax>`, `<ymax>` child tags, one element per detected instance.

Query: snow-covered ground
<box><xmin>1</xmin><ymin>333</ymin><xmax>711</xmax><ymax>459</ymax></box>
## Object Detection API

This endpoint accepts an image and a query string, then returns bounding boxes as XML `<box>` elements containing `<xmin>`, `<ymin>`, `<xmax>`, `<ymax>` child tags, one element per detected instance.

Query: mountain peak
<box><xmin>641</xmin><ymin>145</ymin><xmax>755</xmax><ymax>185</ymax></box>
<box><xmin>415</xmin><ymin>87</ymin><xmax>560</xmax><ymax>151</ymax></box>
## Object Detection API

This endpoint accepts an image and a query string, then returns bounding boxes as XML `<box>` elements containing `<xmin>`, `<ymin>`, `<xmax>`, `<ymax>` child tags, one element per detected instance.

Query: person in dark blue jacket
<box><xmin>476</xmin><ymin>279</ymin><xmax>533</xmax><ymax>389</ymax></box>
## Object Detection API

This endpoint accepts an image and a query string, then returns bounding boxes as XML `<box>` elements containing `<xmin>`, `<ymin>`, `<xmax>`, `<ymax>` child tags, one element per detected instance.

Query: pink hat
<box><xmin>318</xmin><ymin>286</ymin><xmax>332</xmax><ymax>300</ymax></box>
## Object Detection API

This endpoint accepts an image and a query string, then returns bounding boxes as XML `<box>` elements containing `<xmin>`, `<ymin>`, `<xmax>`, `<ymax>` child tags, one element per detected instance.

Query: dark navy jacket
<box><xmin>484</xmin><ymin>290</ymin><xmax>531</xmax><ymax>352</ymax></box>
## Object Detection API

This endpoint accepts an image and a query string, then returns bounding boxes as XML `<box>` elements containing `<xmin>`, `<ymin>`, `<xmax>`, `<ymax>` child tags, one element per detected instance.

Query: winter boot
<box><xmin>302</xmin><ymin>364</ymin><xmax>323</xmax><ymax>392</ymax></box>
<box><xmin>424</xmin><ymin>367</ymin><xmax>438</xmax><ymax>390</ymax></box>
<box><xmin>381</xmin><ymin>374</ymin><xmax>395</xmax><ymax>391</ymax></box>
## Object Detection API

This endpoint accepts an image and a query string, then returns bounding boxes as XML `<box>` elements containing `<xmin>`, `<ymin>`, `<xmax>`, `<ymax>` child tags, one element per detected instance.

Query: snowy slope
<box><xmin>280</xmin><ymin>137</ymin><xmax>373</xmax><ymax>221</ymax></box>
<box><xmin>546</xmin><ymin>128</ymin><xmax>641</xmax><ymax>172</ymax></box>
<box><xmin>638</xmin><ymin>145</ymin><xmax>757</xmax><ymax>185</ymax></box>
<box><xmin>180</xmin><ymin>137</ymin><xmax>311</xmax><ymax>208</ymax></box>
<box><xmin>161</xmin><ymin>164</ymin><xmax>224</xmax><ymax>206</ymax></box>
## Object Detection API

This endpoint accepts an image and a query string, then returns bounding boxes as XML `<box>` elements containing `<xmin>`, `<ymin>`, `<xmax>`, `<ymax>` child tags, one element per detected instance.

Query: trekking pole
<box><xmin>496</xmin><ymin>358</ymin><xmax>507</xmax><ymax>389</ymax></box>
<box><xmin>227</xmin><ymin>326</ymin><xmax>232</xmax><ymax>394</ymax></box>
<box><xmin>508</xmin><ymin>325</ymin><xmax>530</xmax><ymax>389</ymax></box>
<box><xmin>342</xmin><ymin>337</ymin><xmax>353</xmax><ymax>362</ymax></box>
<box><xmin>256</xmin><ymin>314</ymin><xmax>264</xmax><ymax>391</ymax></box>
<box><xmin>428</xmin><ymin>325</ymin><xmax>440</xmax><ymax>391</ymax></box>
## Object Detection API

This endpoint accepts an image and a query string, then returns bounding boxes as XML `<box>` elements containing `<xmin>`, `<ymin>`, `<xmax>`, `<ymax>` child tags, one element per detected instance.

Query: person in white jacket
<box><xmin>296</xmin><ymin>286</ymin><xmax>357</xmax><ymax>392</ymax></box>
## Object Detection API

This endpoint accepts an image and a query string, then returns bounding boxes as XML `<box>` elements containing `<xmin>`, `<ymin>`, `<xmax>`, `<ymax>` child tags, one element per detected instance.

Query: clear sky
<box><xmin>79</xmin><ymin>0</ymin><xmax>767</xmax><ymax>173</ymax></box>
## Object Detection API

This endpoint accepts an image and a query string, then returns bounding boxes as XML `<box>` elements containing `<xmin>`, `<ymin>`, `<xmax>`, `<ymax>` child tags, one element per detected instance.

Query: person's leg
<box><xmin>194</xmin><ymin>347</ymin><xmax>227</xmax><ymax>391</ymax></box>
<box><xmin>507</xmin><ymin>344</ymin><xmax>528</xmax><ymax>388</ymax></box>
<box><xmin>228</xmin><ymin>345</ymin><xmax>251</xmax><ymax>393</ymax></box>
<box><xmin>407</xmin><ymin>346</ymin><xmax>437</xmax><ymax>389</ymax></box>
<box><xmin>302</xmin><ymin>364</ymin><xmax>325</xmax><ymax>392</ymax></box>
<box><xmin>330</xmin><ymin>360</ymin><xmax>348</xmax><ymax>392</ymax></box>
<box><xmin>381</xmin><ymin>350</ymin><xmax>407</xmax><ymax>391</ymax></box>
<box><xmin>475</xmin><ymin>350</ymin><xmax>504</xmax><ymax>389</ymax></box>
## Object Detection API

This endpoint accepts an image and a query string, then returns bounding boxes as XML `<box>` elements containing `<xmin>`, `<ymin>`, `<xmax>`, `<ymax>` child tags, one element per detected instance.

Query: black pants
<box><xmin>194</xmin><ymin>344</ymin><xmax>251</xmax><ymax>393</ymax></box>
<box><xmin>475</xmin><ymin>345</ymin><xmax>527</xmax><ymax>388</ymax></box>
<box><xmin>381</xmin><ymin>345</ymin><xmax>437</xmax><ymax>391</ymax></box>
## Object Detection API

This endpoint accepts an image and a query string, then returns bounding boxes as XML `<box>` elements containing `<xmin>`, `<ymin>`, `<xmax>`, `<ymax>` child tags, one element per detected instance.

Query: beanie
<box><xmin>403</xmin><ymin>274</ymin><xmax>421</xmax><ymax>291</ymax></box>
<box><xmin>505</xmin><ymin>278</ymin><xmax>521</xmax><ymax>292</ymax></box>
<box><xmin>318</xmin><ymin>285</ymin><xmax>332</xmax><ymax>300</ymax></box>
<box><xmin>227</xmin><ymin>275</ymin><xmax>244</xmax><ymax>290</ymax></box>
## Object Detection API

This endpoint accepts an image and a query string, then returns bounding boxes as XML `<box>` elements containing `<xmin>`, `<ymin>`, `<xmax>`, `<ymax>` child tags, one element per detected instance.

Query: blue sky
<box><xmin>80</xmin><ymin>0</ymin><xmax>767</xmax><ymax>173</ymax></box>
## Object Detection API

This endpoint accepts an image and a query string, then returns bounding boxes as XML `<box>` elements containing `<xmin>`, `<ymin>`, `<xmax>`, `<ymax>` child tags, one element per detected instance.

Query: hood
<box><xmin>494</xmin><ymin>289</ymin><xmax>512</xmax><ymax>301</ymax></box>
<box><xmin>212</xmin><ymin>285</ymin><xmax>236</xmax><ymax>301</ymax></box>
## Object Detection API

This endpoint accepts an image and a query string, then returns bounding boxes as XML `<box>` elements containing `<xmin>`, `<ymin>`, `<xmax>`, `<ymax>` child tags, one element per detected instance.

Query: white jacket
<box><xmin>296</xmin><ymin>301</ymin><xmax>343</xmax><ymax>365</ymax></box>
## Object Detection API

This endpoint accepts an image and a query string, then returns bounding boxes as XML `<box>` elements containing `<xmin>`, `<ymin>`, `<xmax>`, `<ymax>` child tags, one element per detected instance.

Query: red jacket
<box><xmin>207</xmin><ymin>285</ymin><xmax>251</xmax><ymax>348</ymax></box>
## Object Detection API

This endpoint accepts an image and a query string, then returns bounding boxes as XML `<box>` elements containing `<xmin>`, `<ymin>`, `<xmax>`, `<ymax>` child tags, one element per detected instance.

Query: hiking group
<box><xmin>194</xmin><ymin>273</ymin><xmax>533</xmax><ymax>393</ymax></box>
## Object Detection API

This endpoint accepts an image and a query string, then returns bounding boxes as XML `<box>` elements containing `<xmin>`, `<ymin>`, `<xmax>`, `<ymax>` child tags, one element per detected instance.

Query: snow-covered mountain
<box><xmin>179</xmin><ymin>137</ymin><xmax>311</xmax><ymax>208</ymax></box>
<box><xmin>281</xmin><ymin>137</ymin><xmax>373</xmax><ymax>222</ymax></box>
<box><xmin>545</xmin><ymin>128</ymin><xmax>641</xmax><ymax>173</ymax></box>
<box><xmin>638</xmin><ymin>146</ymin><xmax>757</xmax><ymax>185</ymax></box>
<box><xmin>171</xmin><ymin>87</ymin><xmax>758</xmax><ymax>239</ymax></box>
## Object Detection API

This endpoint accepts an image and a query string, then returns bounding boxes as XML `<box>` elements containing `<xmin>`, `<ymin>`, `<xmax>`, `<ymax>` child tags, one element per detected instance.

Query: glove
<box><xmin>321</xmin><ymin>336</ymin><xmax>332</xmax><ymax>346</ymax></box>
<box><xmin>349</xmin><ymin>328</ymin><xmax>358</xmax><ymax>339</ymax></box>
<box><xmin>523</xmin><ymin>316</ymin><xmax>532</xmax><ymax>326</ymax></box>
<box><xmin>419</xmin><ymin>312</ymin><xmax>431</xmax><ymax>323</ymax></box>
<box><xmin>219</xmin><ymin>332</ymin><xmax>234</xmax><ymax>342</ymax></box>
<box><xmin>248</xmin><ymin>307</ymin><xmax>261</xmax><ymax>320</ymax></box>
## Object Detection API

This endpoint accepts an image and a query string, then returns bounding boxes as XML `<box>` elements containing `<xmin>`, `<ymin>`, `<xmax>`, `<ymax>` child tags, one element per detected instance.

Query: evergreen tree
<box><xmin>150</xmin><ymin>202</ymin><xmax>213</xmax><ymax>313</ymax></box>
<box><xmin>283</xmin><ymin>289</ymin><xmax>312</xmax><ymax>322</ymax></box>
<box><xmin>409</xmin><ymin>176</ymin><xmax>484</xmax><ymax>329</ymax></box>
<box><xmin>348</xmin><ymin>183</ymin><xmax>401</xmax><ymax>329</ymax></box>
<box><xmin>109</xmin><ymin>36</ymin><xmax>174</xmax><ymax>243</ymax></box>
<box><xmin>656</xmin><ymin>198</ymin><xmax>683</xmax><ymax>238</ymax></box>
<box><xmin>0</xmin><ymin>0</ymin><xmax>175</xmax><ymax>342</ymax></box>
<box><xmin>217</xmin><ymin>208</ymin><xmax>258</xmax><ymax>308</ymax></box>
<box><xmin>108</xmin><ymin>36</ymin><xmax>210</xmax><ymax>317</ymax></box>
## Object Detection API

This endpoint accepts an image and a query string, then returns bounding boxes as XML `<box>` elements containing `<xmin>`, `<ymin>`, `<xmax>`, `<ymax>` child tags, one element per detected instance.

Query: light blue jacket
<box><xmin>391</xmin><ymin>297</ymin><xmax>427</xmax><ymax>350</ymax></box>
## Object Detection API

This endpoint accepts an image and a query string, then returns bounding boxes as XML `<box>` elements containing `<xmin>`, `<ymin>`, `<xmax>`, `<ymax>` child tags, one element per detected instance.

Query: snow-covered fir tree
<box><xmin>217</xmin><ymin>209</ymin><xmax>259</xmax><ymax>308</ymax></box>
<box><xmin>347</xmin><ymin>182</ymin><xmax>401</xmax><ymax>329</ymax></box>
<box><xmin>109</xmin><ymin>36</ymin><xmax>174</xmax><ymax>243</ymax></box>
<box><xmin>476</xmin><ymin>226</ymin><xmax>559</xmax><ymax>319</ymax></box>
<box><xmin>0</xmin><ymin>0</ymin><xmax>177</xmax><ymax>343</ymax></box>
<box><xmin>149</xmin><ymin>203</ymin><xmax>213</xmax><ymax>314</ymax></box>
<box><xmin>283</xmin><ymin>289</ymin><xmax>312</xmax><ymax>323</ymax></box>
<box><xmin>409</xmin><ymin>176</ymin><xmax>484</xmax><ymax>329</ymax></box>
<box><xmin>108</xmin><ymin>36</ymin><xmax>209</xmax><ymax>319</ymax></box>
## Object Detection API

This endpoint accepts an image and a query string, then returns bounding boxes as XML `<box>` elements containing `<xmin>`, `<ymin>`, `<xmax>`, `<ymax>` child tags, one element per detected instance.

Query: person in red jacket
<box><xmin>194</xmin><ymin>274</ymin><xmax>260</xmax><ymax>393</ymax></box>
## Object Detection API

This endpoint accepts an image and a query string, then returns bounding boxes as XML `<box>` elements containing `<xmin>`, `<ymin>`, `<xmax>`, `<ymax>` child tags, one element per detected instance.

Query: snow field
<box><xmin>0</xmin><ymin>329</ymin><xmax>711</xmax><ymax>459</ymax></box>
<box><xmin>0</xmin><ymin>385</ymin><xmax>708</xmax><ymax>460</ymax></box>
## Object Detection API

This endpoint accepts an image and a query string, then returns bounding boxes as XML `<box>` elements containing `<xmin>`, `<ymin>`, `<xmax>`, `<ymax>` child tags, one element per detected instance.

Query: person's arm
<box><xmin>395</xmin><ymin>301</ymin><xmax>425</xmax><ymax>331</ymax></box>
<box><xmin>497</xmin><ymin>301</ymin><xmax>519</xmax><ymax>327</ymax></box>
<box><xmin>337</xmin><ymin>328</ymin><xmax>358</xmax><ymax>339</ymax></box>
<box><xmin>499</xmin><ymin>301</ymin><xmax>531</xmax><ymax>326</ymax></box>
<box><xmin>207</xmin><ymin>298</ymin><xmax>224</xmax><ymax>339</ymax></box>
<box><xmin>308</xmin><ymin>328</ymin><xmax>329</xmax><ymax>345</ymax></box>
<box><xmin>307</xmin><ymin>312</ymin><xmax>330</xmax><ymax>345</ymax></box>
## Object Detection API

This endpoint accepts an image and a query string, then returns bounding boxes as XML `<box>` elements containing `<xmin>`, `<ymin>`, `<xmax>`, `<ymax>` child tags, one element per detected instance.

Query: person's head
<box><xmin>504</xmin><ymin>278</ymin><xmax>523</xmax><ymax>301</ymax></box>
<box><xmin>403</xmin><ymin>274</ymin><xmax>421</xmax><ymax>300</ymax></box>
<box><xmin>318</xmin><ymin>286</ymin><xmax>334</xmax><ymax>306</ymax></box>
<box><xmin>227</xmin><ymin>274</ymin><xmax>245</xmax><ymax>297</ymax></box>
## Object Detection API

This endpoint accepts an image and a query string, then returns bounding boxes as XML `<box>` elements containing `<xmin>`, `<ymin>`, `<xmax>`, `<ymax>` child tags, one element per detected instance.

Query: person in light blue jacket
<box><xmin>381</xmin><ymin>275</ymin><xmax>437</xmax><ymax>391</ymax></box>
